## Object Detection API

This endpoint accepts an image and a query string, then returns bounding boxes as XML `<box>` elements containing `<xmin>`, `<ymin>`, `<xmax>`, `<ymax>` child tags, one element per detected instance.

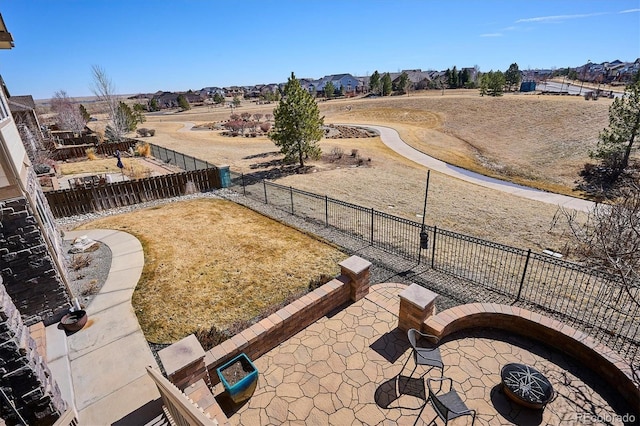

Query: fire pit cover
<box><xmin>501</xmin><ymin>363</ymin><xmax>553</xmax><ymax>409</ymax></box>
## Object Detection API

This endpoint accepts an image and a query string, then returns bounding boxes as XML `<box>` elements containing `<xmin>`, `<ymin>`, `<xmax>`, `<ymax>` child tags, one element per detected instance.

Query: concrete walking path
<box><xmin>47</xmin><ymin>229</ymin><xmax>160</xmax><ymax>425</ymax></box>
<box><xmin>351</xmin><ymin>124</ymin><xmax>596</xmax><ymax>213</ymax></box>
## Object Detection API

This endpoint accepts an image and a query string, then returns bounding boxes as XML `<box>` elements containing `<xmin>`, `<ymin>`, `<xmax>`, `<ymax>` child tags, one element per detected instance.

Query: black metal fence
<box><xmin>149</xmin><ymin>143</ymin><xmax>214</xmax><ymax>171</ymax></box>
<box><xmin>229</xmin><ymin>172</ymin><xmax>640</xmax><ymax>365</ymax></box>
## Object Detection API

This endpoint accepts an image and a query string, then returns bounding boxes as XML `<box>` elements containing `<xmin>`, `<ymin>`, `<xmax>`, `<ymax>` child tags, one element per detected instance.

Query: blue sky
<box><xmin>0</xmin><ymin>1</ymin><xmax>638</xmax><ymax>100</ymax></box>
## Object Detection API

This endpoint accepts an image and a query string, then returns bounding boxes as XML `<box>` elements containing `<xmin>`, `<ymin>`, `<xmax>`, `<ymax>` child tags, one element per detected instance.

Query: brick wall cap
<box><xmin>339</xmin><ymin>256</ymin><xmax>372</xmax><ymax>275</ymax></box>
<box><xmin>399</xmin><ymin>284</ymin><xmax>438</xmax><ymax>310</ymax></box>
<box><xmin>159</xmin><ymin>334</ymin><xmax>205</xmax><ymax>376</ymax></box>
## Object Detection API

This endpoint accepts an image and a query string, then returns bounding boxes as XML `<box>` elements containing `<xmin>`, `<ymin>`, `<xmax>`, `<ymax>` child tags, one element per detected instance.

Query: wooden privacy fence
<box><xmin>52</xmin><ymin>140</ymin><xmax>139</xmax><ymax>161</ymax></box>
<box><xmin>45</xmin><ymin>168</ymin><xmax>221</xmax><ymax>217</ymax></box>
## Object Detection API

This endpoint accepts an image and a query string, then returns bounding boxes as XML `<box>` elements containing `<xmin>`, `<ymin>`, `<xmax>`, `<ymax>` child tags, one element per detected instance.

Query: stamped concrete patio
<box><xmin>212</xmin><ymin>283</ymin><xmax>633</xmax><ymax>425</ymax></box>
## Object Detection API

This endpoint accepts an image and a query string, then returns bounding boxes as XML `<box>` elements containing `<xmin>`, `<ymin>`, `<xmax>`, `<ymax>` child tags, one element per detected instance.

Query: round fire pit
<box><xmin>501</xmin><ymin>363</ymin><xmax>554</xmax><ymax>409</ymax></box>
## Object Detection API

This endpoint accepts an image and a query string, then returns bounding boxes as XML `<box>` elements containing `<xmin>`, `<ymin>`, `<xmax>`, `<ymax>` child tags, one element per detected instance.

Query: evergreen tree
<box><xmin>369</xmin><ymin>71</ymin><xmax>381</xmax><ymax>95</ymax></box>
<box><xmin>590</xmin><ymin>79</ymin><xmax>640</xmax><ymax>174</ymax></box>
<box><xmin>213</xmin><ymin>93</ymin><xmax>225</xmax><ymax>105</ymax></box>
<box><xmin>324</xmin><ymin>81</ymin><xmax>335</xmax><ymax>99</ymax></box>
<box><xmin>177</xmin><ymin>94</ymin><xmax>191</xmax><ymax>111</ymax></box>
<box><xmin>381</xmin><ymin>73</ymin><xmax>393</xmax><ymax>96</ymax></box>
<box><xmin>505</xmin><ymin>63</ymin><xmax>521</xmax><ymax>91</ymax></box>
<box><xmin>79</xmin><ymin>104</ymin><xmax>90</xmax><ymax>123</ymax></box>
<box><xmin>397</xmin><ymin>72</ymin><xmax>410</xmax><ymax>95</ymax></box>
<box><xmin>149</xmin><ymin>98</ymin><xmax>160</xmax><ymax>112</ymax></box>
<box><xmin>450</xmin><ymin>66</ymin><xmax>459</xmax><ymax>88</ymax></box>
<box><xmin>486</xmin><ymin>71</ymin><xmax>505</xmax><ymax>97</ymax></box>
<box><xmin>269</xmin><ymin>72</ymin><xmax>324</xmax><ymax>167</ymax></box>
<box><xmin>478</xmin><ymin>73</ymin><xmax>488</xmax><ymax>96</ymax></box>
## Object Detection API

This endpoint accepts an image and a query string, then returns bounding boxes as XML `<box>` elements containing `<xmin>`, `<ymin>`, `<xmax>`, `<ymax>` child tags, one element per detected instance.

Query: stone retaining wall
<box><xmin>0</xmin><ymin>275</ymin><xmax>66</xmax><ymax>424</ymax></box>
<box><xmin>0</xmin><ymin>197</ymin><xmax>70</xmax><ymax>325</ymax></box>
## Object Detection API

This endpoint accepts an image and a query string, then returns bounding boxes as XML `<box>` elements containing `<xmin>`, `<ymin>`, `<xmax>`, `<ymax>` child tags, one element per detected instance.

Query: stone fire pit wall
<box><xmin>159</xmin><ymin>256</ymin><xmax>371</xmax><ymax>389</ymax></box>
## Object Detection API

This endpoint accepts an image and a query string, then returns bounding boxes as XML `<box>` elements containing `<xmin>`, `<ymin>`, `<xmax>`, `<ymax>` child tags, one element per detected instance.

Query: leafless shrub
<box><xmin>81</xmin><ymin>280</ymin><xmax>100</xmax><ymax>296</ymax></box>
<box><xmin>331</xmin><ymin>147</ymin><xmax>344</xmax><ymax>159</ymax></box>
<box><xmin>71</xmin><ymin>254</ymin><xmax>92</xmax><ymax>271</ymax></box>
<box><xmin>554</xmin><ymin>180</ymin><xmax>640</xmax><ymax>306</ymax></box>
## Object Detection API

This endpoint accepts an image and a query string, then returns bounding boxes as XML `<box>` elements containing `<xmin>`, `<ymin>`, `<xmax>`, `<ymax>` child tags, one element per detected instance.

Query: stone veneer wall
<box><xmin>0</xmin><ymin>196</ymin><xmax>70</xmax><ymax>326</ymax></box>
<box><xmin>0</xmin><ymin>275</ymin><xmax>66</xmax><ymax>425</ymax></box>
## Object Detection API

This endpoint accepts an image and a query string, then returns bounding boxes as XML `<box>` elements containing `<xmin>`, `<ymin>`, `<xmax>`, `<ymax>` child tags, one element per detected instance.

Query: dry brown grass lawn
<box><xmin>58</xmin><ymin>157</ymin><xmax>151</xmax><ymax>178</ymax></box>
<box><xmin>136</xmin><ymin>94</ymin><xmax>601</xmax><ymax>253</ymax></box>
<box><xmin>74</xmin><ymin>198</ymin><xmax>346</xmax><ymax>343</ymax></box>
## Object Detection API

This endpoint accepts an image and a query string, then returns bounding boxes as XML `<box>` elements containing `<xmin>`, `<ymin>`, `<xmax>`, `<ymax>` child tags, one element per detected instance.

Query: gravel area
<box><xmin>62</xmin><ymin>239</ymin><xmax>112</xmax><ymax>309</ymax></box>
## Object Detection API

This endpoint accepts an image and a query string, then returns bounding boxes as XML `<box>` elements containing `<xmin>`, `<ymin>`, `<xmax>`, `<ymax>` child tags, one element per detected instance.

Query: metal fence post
<box><xmin>431</xmin><ymin>226</ymin><xmax>437</xmax><ymax>268</ymax></box>
<box><xmin>370</xmin><ymin>208</ymin><xmax>374</xmax><ymax>244</ymax></box>
<box><xmin>263</xmin><ymin>180</ymin><xmax>268</xmax><ymax>204</ymax></box>
<box><xmin>290</xmin><ymin>186</ymin><xmax>294</xmax><ymax>214</ymax></box>
<box><xmin>241</xmin><ymin>173</ymin><xmax>246</xmax><ymax>196</ymax></box>
<box><xmin>193</xmin><ymin>157</ymin><xmax>197</xmax><ymax>171</ymax></box>
<box><xmin>325</xmin><ymin>195</ymin><xmax>329</xmax><ymax>226</ymax></box>
<box><xmin>516</xmin><ymin>249</ymin><xmax>532</xmax><ymax>301</ymax></box>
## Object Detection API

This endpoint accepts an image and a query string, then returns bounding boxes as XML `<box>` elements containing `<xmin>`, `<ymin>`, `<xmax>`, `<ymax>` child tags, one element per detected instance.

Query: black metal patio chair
<box><xmin>401</xmin><ymin>329</ymin><xmax>444</xmax><ymax>380</ymax></box>
<box><xmin>426</xmin><ymin>377</ymin><xmax>476</xmax><ymax>425</ymax></box>
<box><xmin>399</xmin><ymin>329</ymin><xmax>443</xmax><ymax>396</ymax></box>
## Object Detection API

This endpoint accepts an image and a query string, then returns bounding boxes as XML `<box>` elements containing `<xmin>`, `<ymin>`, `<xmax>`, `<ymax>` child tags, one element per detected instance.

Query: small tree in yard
<box><xmin>270</xmin><ymin>72</ymin><xmax>323</xmax><ymax>167</ymax></box>
<box><xmin>51</xmin><ymin>90</ymin><xmax>86</xmax><ymax>133</ymax></box>
<box><xmin>79</xmin><ymin>104</ymin><xmax>91</xmax><ymax>123</ymax></box>
<box><xmin>590</xmin><ymin>79</ymin><xmax>640</xmax><ymax>177</ymax></box>
<box><xmin>91</xmin><ymin>65</ymin><xmax>128</xmax><ymax>141</ymax></box>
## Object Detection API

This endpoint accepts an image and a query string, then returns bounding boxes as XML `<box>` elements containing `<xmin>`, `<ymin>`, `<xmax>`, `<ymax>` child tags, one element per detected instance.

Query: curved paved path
<box><xmin>59</xmin><ymin>230</ymin><xmax>160</xmax><ymax>424</ymax></box>
<box><xmin>173</xmin><ymin>120</ymin><xmax>594</xmax><ymax>211</ymax></box>
<box><xmin>351</xmin><ymin>124</ymin><xmax>595</xmax><ymax>213</ymax></box>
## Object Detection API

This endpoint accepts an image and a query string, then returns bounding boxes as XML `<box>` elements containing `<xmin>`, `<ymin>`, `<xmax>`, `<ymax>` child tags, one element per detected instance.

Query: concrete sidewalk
<box><xmin>353</xmin><ymin>124</ymin><xmax>595</xmax><ymax>213</ymax></box>
<box><xmin>46</xmin><ymin>229</ymin><xmax>161</xmax><ymax>425</ymax></box>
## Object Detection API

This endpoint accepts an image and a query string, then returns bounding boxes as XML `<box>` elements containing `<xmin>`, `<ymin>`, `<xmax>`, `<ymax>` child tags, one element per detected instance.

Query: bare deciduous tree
<box><xmin>555</xmin><ymin>180</ymin><xmax>640</xmax><ymax>305</ymax></box>
<box><xmin>90</xmin><ymin>65</ymin><xmax>128</xmax><ymax>141</ymax></box>
<box><xmin>51</xmin><ymin>90</ymin><xmax>86</xmax><ymax>133</ymax></box>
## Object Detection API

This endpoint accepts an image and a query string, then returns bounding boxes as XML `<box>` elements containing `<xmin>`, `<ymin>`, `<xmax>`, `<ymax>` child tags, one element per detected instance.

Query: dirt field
<box><xmin>114</xmin><ymin>92</ymin><xmax>614</xmax><ymax>254</ymax></box>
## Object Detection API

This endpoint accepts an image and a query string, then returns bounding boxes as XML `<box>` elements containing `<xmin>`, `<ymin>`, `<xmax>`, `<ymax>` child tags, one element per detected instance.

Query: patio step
<box><xmin>183</xmin><ymin>379</ymin><xmax>227</xmax><ymax>422</ymax></box>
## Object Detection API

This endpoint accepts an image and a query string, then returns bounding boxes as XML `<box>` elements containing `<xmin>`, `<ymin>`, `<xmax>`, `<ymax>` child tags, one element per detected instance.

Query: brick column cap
<box><xmin>158</xmin><ymin>334</ymin><xmax>205</xmax><ymax>376</ymax></box>
<box><xmin>339</xmin><ymin>256</ymin><xmax>371</xmax><ymax>276</ymax></box>
<box><xmin>399</xmin><ymin>283</ymin><xmax>438</xmax><ymax>310</ymax></box>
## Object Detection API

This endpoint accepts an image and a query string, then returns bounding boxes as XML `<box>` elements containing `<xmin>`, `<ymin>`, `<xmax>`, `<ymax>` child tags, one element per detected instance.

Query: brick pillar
<box><xmin>398</xmin><ymin>284</ymin><xmax>438</xmax><ymax>332</ymax></box>
<box><xmin>158</xmin><ymin>334</ymin><xmax>210</xmax><ymax>390</ymax></box>
<box><xmin>0</xmin><ymin>276</ymin><xmax>66</xmax><ymax>424</ymax></box>
<box><xmin>339</xmin><ymin>256</ymin><xmax>372</xmax><ymax>302</ymax></box>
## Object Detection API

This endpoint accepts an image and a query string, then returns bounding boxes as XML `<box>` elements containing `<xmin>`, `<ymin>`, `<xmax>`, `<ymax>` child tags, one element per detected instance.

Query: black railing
<box><xmin>228</xmin><ymin>171</ymin><xmax>639</xmax><ymax>365</ymax></box>
<box><xmin>149</xmin><ymin>143</ymin><xmax>213</xmax><ymax>171</ymax></box>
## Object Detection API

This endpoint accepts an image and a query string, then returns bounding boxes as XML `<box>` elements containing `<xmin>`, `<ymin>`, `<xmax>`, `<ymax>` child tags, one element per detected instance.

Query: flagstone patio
<box><xmin>211</xmin><ymin>283</ymin><xmax>634</xmax><ymax>425</ymax></box>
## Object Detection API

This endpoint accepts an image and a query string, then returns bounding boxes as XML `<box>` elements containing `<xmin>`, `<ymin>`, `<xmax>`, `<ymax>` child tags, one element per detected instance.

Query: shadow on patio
<box><xmin>209</xmin><ymin>283</ymin><xmax>635</xmax><ymax>425</ymax></box>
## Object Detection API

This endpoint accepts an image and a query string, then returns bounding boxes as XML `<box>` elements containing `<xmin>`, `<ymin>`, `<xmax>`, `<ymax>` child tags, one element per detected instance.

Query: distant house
<box><xmin>150</xmin><ymin>91</ymin><xmax>202</xmax><ymax>109</ymax></box>
<box><xmin>391</xmin><ymin>69</ymin><xmax>432</xmax><ymax>91</ymax></box>
<box><xmin>314</xmin><ymin>73</ymin><xmax>359</xmax><ymax>96</ymax></box>
<box><xmin>224</xmin><ymin>86</ymin><xmax>245</xmax><ymax>98</ymax></box>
